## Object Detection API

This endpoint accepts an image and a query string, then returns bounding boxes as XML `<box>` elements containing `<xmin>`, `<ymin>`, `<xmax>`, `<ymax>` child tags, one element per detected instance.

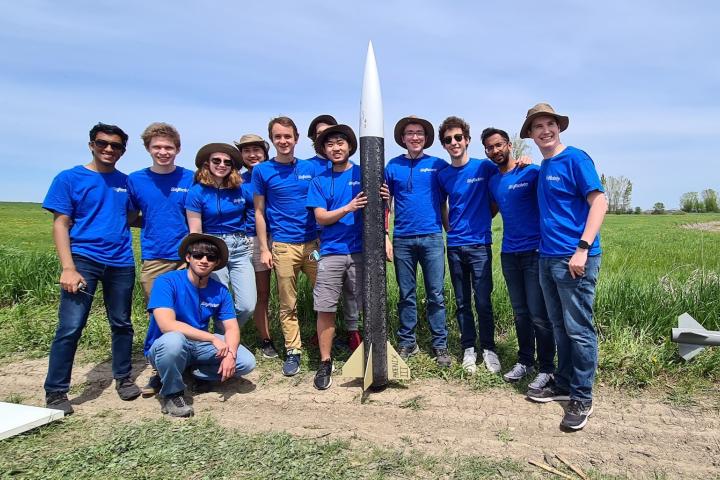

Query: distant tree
<box><xmin>680</xmin><ymin>192</ymin><xmax>703</xmax><ymax>212</ymax></box>
<box><xmin>634</xmin><ymin>206</ymin><xmax>642</xmax><ymax>214</ymax></box>
<box><xmin>652</xmin><ymin>202</ymin><xmax>665</xmax><ymax>214</ymax></box>
<box><xmin>601</xmin><ymin>174</ymin><xmax>607</xmax><ymax>191</ymax></box>
<box><xmin>604</xmin><ymin>175</ymin><xmax>632</xmax><ymax>213</ymax></box>
<box><xmin>702</xmin><ymin>189</ymin><xmax>719</xmax><ymax>212</ymax></box>
<box><xmin>510</xmin><ymin>133</ymin><xmax>531</xmax><ymax>162</ymax></box>
<box><xmin>622</xmin><ymin>181</ymin><xmax>632</xmax><ymax>212</ymax></box>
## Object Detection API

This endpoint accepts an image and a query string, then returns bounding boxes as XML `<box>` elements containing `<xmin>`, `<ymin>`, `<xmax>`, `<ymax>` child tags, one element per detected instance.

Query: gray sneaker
<box><xmin>161</xmin><ymin>392</ymin><xmax>194</xmax><ymax>417</ymax></box>
<box><xmin>115</xmin><ymin>377</ymin><xmax>141</xmax><ymax>401</ymax></box>
<box><xmin>528</xmin><ymin>372</ymin><xmax>553</xmax><ymax>391</ymax></box>
<box><xmin>432</xmin><ymin>348</ymin><xmax>452</xmax><ymax>368</ymax></box>
<box><xmin>482</xmin><ymin>349</ymin><xmax>501</xmax><ymax>374</ymax></box>
<box><xmin>46</xmin><ymin>392</ymin><xmax>73</xmax><ymax>415</ymax></box>
<box><xmin>503</xmin><ymin>363</ymin><xmax>534</xmax><ymax>382</ymax></box>
<box><xmin>398</xmin><ymin>344</ymin><xmax>420</xmax><ymax>360</ymax></box>
<box><xmin>561</xmin><ymin>400</ymin><xmax>594</xmax><ymax>430</ymax></box>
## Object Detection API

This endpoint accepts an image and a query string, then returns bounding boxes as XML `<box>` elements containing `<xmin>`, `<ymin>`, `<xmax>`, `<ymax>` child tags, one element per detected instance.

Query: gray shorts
<box><xmin>313</xmin><ymin>253</ymin><xmax>363</xmax><ymax>314</ymax></box>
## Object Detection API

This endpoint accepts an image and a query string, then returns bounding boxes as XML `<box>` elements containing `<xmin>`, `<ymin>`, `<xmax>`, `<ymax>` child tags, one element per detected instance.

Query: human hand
<box><xmin>380</xmin><ymin>183</ymin><xmax>390</xmax><ymax>202</ymax></box>
<box><xmin>212</xmin><ymin>337</ymin><xmax>229</xmax><ymax>358</ymax></box>
<box><xmin>60</xmin><ymin>268</ymin><xmax>86</xmax><ymax>294</ymax></box>
<box><xmin>344</xmin><ymin>192</ymin><xmax>368</xmax><ymax>213</ymax></box>
<box><xmin>217</xmin><ymin>353</ymin><xmax>236</xmax><ymax>382</ymax></box>
<box><xmin>385</xmin><ymin>235</ymin><xmax>394</xmax><ymax>262</ymax></box>
<box><xmin>516</xmin><ymin>155</ymin><xmax>532</xmax><ymax>168</ymax></box>
<box><xmin>260</xmin><ymin>249</ymin><xmax>273</xmax><ymax>269</ymax></box>
<box><xmin>568</xmin><ymin>249</ymin><xmax>588</xmax><ymax>279</ymax></box>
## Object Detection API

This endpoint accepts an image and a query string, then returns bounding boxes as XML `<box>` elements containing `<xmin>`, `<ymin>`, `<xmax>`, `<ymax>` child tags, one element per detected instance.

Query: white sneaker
<box><xmin>482</xmin><ymin>349</ymin><xmax>501</xmax><ymax>374</ymax></box>
<box><xmin>462</xmin><ymin>347</ymin><xmax>477</xmax><ymax>374</ymax></box>
<box><xmin>528</xmin><ymin>372</ymin><xmax>553</xmax><ymax>391</ymax></box>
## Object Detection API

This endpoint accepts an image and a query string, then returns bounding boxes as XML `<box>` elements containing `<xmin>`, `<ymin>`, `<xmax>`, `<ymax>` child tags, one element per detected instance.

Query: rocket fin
<box><xmin>363</xmin><ymin>345</ymin><xmax>374</xmax><ymax>391</ymax></box>
<box><xmin>678</xmin><ymin>343</ymin><xmax>705</xmax><ymax>361</ymax></box>
<box><xmin>678</xmin><ymin>313</ymin><xmax>705</xmax><ymax>330</ymax></box>
<box><xmin>340</xmin><ymin>342</ymin><xmax>365</xmax><ymax>378</ymax></box>
<box><xmin>386</xmin><ymin>341</ymin><xmax>411</xmax><ymax>380</ymax></box>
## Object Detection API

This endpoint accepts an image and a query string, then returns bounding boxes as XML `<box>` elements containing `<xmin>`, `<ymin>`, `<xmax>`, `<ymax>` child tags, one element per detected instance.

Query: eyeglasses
<box><xmin>190</xmin><ymin>252</ymin><xmax>219</xmax><ymax>262</ymax></box>
<box><xmin>92</xmin><ymin>139</ymin><xmax>126</xmax><ymax>152</ymax></box>
<box><xmin>484</xmin><ymin>141</ymin><xmax>508</xmax><ymax>153</ymax></box>
<box><xmin>404</xmin><ymin>131</ymin><xmax>425</xmax><ymax>138</ymax></box>
<box><xmin>442</xmin><ymin>134</ymin><xmax>465</xmax><ymax>145</ymax></box>
<box><xmin>210</xmin><ymin>157</ymin><xmax>234</xmax><ymax>167</ymax></box>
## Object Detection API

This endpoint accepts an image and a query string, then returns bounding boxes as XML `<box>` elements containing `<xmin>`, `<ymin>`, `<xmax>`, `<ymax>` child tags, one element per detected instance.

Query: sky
<box><xmin>1</xmin><ymin>0</ymin><xmax>718</xmax><ymax>209</ymax></box>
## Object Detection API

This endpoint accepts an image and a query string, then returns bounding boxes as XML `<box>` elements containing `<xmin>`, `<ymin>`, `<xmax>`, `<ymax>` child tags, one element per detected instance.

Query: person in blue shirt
<box><xmin>128</xmin><ymin>122</ymin><xmax>194</xmax><ymax>398</ymax></box>
<box><xmin>252</xmin><ymin>116</ymin><xmax>318</xmax><ymax>377</ymax></box>
<box><xmin>233</xmin><ymin>133</ymin><xmax>279</xmax><ymax>360</ymax></box>
<box><xmin>186</xmin><ymin>143</ymin><xmax>257</xmax><ymax>331</ymax></box>
<box><xmin>385</xmin><ymin>116</ymin><xmax>451</xmax><ymax>367</ymax></box>
<box><xmin>484</xmin><ymin>127</ymin><xmax>555</xmax><ymax>392</ymax></box>
<box><xmin>42</xmin><ymin>123</ymin><xmax>140</xmax><ymax>415</ymax></box>
<box><xmin>521</xmin><ymin>103</ymin><xmax>608</xmax><ymax>431</ymax></box>
<box><xmin>436</xmin><ymin>116</ymin><xmax>501</xmax><ymax>374</ymax></box>
<box><xmin>306</xmin><ymin>114</ymin><xmax>337</xmax><ymax>175</ymax></box>
<box><xmin>144</xmin><ymin>233</ymin><xmax>256</xmax><ymax>417</ymax></box>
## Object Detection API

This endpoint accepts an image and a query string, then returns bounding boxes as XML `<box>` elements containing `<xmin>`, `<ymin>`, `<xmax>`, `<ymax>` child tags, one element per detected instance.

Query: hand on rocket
<box><xmin>344</xmin><ymin>192</ymin><xmax>368</xmax><ymax>212</ymax></box>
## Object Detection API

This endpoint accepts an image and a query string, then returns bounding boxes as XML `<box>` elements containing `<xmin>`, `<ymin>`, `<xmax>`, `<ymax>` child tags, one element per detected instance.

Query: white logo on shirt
<box><xmin>171</xmin><ymin>187</ymin><xmax>189</xmax><ymax>193</ymax></box>
<box><xmin>546</xmin><ymin>175</ymin><xmax>561</xmax><ymax>182</ymax></box>
<box><xmin>508</xmin><ymin>182</ymin><xmax>529</xmax><ymax>190</ymax></box>
<box><xmin>233</xmin><ymin>198</ymin><xmax>245</xmax><ymax>204</ymax></box>
<box><xmin>466</xmin><ymin>177</ymin><xmax>484</xmax><ymax>184</ymax></box>
<box><xmin>113</xmin><ymin>187</ymin><xmax>127</xmax><ymax>193</ymax></box>
<box><xmin>420</xmin><ymin>168</ymin><xmax>436</xmax><ymax>173</ymax></box>
<box><xmin>200</xmin><ymin>301</ymin><xmax>219</xmax><ymax>308</ymax></box>
<box><xmin>297</xmin><ymin>174</ymin><xmax>312</xmax><ymax>180</ymax></box>
<box><xmin>348</xmin><ymin>181</ymin><xmax>360</xmax><ymax>186</ymax></box>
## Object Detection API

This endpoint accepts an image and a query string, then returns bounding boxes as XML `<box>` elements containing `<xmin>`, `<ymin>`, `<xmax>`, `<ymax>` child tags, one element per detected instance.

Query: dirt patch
<box><xmin>2</xmin><ymin>357</ymin><xmax>719</xmax><ymax>479</ymax></box>
<box><xmin>682</xmin><ymin>221</ymin><xmax>720</xmax><ymax>232</ymax></box>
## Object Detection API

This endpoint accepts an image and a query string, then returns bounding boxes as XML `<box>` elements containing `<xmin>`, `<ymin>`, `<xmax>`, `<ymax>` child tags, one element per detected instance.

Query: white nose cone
<box><xmin>360</xmin><ymin>41</ymin><xmax>384</xmax><ymax>138</ymax></box>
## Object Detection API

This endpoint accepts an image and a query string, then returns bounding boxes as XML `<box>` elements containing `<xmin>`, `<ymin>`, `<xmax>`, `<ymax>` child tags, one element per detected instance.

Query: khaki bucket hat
<box><xmin>234</xmin><ymin>134</ymin><xmax>270</xmax><ymax>158</ymax></box>
<box><xmin>194</xmin><ymin>143</ymin><xmax>242</xmax><ymax>170</ymax></box>
<box><xmin>519</xmin><ymin>103</ymin><xmax>569</xmax><ymax>139</ymax></box>
<box><xmin>394</xmin><ymin>115</ymin><xmax>434</xmax><ymax>149</ymax></box>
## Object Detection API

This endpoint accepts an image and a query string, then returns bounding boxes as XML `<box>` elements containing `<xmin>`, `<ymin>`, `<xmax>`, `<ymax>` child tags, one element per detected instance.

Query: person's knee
<box><xmin>235</xmin><ymin>347</ymin><xmax>256</xmax><ymax>375</ymax></box>
<box><xmin>153</xmin><ymin>332</ymin><xmax>187</xmax><ymax>359</ymax></box>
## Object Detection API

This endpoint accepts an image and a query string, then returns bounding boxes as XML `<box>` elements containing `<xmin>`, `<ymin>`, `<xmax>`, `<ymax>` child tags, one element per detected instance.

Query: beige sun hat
<box><xmin>519</xmin><ymin>103</ymin><xmax>569</xmax><ymax>139</ymax></box>
<box><xmin>233</xmin><ymin>134</ymin><xmax>270</xmax><ymax>158</ymax></box>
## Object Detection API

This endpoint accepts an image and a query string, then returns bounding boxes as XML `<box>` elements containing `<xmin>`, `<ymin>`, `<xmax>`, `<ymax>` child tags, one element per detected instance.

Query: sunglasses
<box><xmin>190</xmin><ymin>252</ymin><xmax>219</xmax><ymax>262</ymax></box>
<box><xmin>92</xmin><ymin>139</ymin><xmax>126</xmax><ymax>152</ymax></box>
<box><xmin>442</xmin><ymin>134</ymin><xmax>465</xmax><ymax>145</ymax></box>
<box><xmin>210</xmin><ymin>157</ymin><xmax>234</xmax><ymax>167</ymax></box>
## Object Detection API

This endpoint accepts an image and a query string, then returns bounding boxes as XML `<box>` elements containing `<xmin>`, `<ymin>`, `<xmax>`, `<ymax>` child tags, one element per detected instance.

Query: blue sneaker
<box><xmin>282</xmin><ymin>350</ymin><xmax>301</xmax><ymax>376</ymax></box>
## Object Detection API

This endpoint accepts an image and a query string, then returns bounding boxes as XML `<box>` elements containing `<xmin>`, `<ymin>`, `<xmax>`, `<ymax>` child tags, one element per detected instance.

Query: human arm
<box><xmin>52</xmin><ymin>212</ymin><xmax>85</xmax><ymax>294</ymax></box>
<box><xmin>314</xmin><ymin>191</ymin><xmax>368</xmax><ymax>226</ymax></box>
<box><xmin>568</xmin><ymin>190</ymin><xmax>608</xmax><ymax>278</ymax></box>
<box><xmin>254</xmin><ymin>194</ymin><xmax>273</xmax><ymax>269</ymax></box>
<box><xmin>186</xmin><ymin>210</ymin><xmax>203</xmax><ymax>234</ymax></box>
<box><xmin>217</xmin><ymin>318</ymin><xmax>240</xmax><ymax>381</ymax></box>
<box><xmin>153</xmin><ymin>306</ymin><xmax>228</xmax><ymax>356</ymax></box>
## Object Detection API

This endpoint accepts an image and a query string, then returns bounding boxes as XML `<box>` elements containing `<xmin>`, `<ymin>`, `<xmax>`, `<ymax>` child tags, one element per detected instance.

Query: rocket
<box><xmin>671</xmin><ymin>312</ymin><xmax>720</xmax><ymax>361</ymax></box>
<box><xmin>342</xmin><ymin>42</ymin><xmax>410</xmax><ymax>391</ymax></box>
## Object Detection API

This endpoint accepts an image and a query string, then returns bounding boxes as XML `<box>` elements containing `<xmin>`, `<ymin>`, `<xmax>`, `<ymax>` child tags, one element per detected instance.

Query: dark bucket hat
<box><xmin>195</xmin><ymin>143</ymin><xmax>242</xmax><ymax>170</ymax></box>
<box><xmin>314</xmin><ymin>124</ymin><xmax>357</xmax><ymax>157</ymax></box>
<box><xmin>178</xmin><ymin>233</ymin><xmax>229</xmax><ymax>271</ymax></box>
<box><xmin>394</xmin><ymin>115</ymin><xmax>434</xmax><ymax>149</ymax></box>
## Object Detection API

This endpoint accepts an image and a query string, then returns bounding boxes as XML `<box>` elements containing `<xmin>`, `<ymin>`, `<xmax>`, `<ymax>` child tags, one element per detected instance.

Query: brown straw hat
<box><xmin>233</xmin><ymin>134</ymin><xmax>270</xmax><ymax>158</ymax></box>
<box><xmin>314</xmin><ymin>124</ymin><xmax>357</xmax><ymax>157</ymax></box>
<box><xmin>194</xmin><ymin>143</ymin><xmax>242</xmax><ymax>170</ymax></box>
<box><xmin>178</xmin><ymin>233</ymin><xmax>229</xmax><ymax>271</ymax></box>
<box><xmin>307</xmin><ymin>114</ymin><xmax>338</xmax><ymax>140</ymax></box>
<box><xmin>519</xmin><ymin>103</ymin><xmax>569</xmax><ymax>139</ymax></box>
<box><xmin>394</xmin><ymin>115</ymin><xmax>434</xmax><ymax>149</ymax></box>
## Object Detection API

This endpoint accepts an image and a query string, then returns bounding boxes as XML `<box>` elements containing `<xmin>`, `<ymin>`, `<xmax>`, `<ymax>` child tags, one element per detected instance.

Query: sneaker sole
<box><xmin>526</xmin><ymin>392</ymin><xmax>571</xmax><ymax>403</ymax></box>
<box><xmin>140</xmin><ymin>389</ymin><xmax>158</xmax><ymax>398</ymax></box>
<box><xmin>262</xmin><ymin>351</ymin><xmax>280</xmax><ymax>359</ymax></box>
<box><xmin>561</xmin><ymin>405</ymin><xmax>594</xmax><ymax>430</ymax></box>
<box><xmin>161</xmin><ymin>407</ymin><xmax>194</xmax><ymax>418</ymax></box>
<box><xmin>399</xmin><ymin>346</ymin><xmax>420</xmax><ymax>360</ymax></box>
<box><xmin>314</xmin><ymin>376</ymin><xmax>333</xmax><ymax>391</ymax></box>
<box><xmin>282</xmin><ymin>366</ymin><xmax>301</xmax><ymax>377</ymax></box>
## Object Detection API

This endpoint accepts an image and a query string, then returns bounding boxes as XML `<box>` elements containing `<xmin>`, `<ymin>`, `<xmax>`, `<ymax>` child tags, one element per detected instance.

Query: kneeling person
<box><xmin>144</xmin><ymin>234</ymin><xmax>256</xmax><ymax>417</ymax></box>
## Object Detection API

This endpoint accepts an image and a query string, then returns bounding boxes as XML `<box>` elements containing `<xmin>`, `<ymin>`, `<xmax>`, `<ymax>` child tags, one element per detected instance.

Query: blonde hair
<box><xmin>141</xmin><ymin>122</ymin><xmax>181</xmax><ymax>148</ymax></box>
<box><xmin>194</xmin><ymin>163</ymin><xmax>242</xmax><ymax>189</ymax></box>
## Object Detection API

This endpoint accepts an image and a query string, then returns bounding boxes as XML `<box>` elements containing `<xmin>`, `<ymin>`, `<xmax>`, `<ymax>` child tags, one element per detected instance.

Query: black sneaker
<box><xmin>526</xmin><ymin>380</ymin><xmax>570</xmax><ymax>403</ymax></box>
<box><xmin>561</xmin><ymin>400</ymin><xmax>594</xmax><ymax>430</ymax></box>
<box><xmin>398</xmin><ymin>344</ymin><xmax>420</xmax><ymax>360</ymax></box>
<box><xmin>260</xmin><ymin>338</ymin><xmax>279</xmax><ymax>359</ymax></box>
<box><xmin>313</xmin><ymin>359</ymin><xmax>334</xmax><ymax>390</ymax></box>
<box><xmin>115</xmin><ymin>377</ymin><xmax>141</xmax><ymax>401</ymax></box>
<box><xmin>46</xmin><ymin>391</ymin><xmax>73</xmax><ymax>415</ymax></box>
<box><xmin>161</xmin><ymin>392</ymin><xmax>194</xmax><ymax>418</ymax></box>
<box><xmin>432</xmin><ymin>348</ymin><xmax>452</xmax><ymax>367</ymax></box>
<box><xmin>141</xmin><ymin>370</ymin><xmax>162</xmax><ymax>398</ymax></box>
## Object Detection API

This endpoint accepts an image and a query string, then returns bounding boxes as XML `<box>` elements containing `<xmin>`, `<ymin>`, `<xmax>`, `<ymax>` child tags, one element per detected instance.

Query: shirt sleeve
<box><xmin>305</xmin><ymin>177</ymin><xmax>326</xmax><ymax>209</ymax></box>
<box><xmin>384</xmin><ymin>165</ymin><xmax>394</xmax><ymax>196</ymax></box>
<box><xmin>42</xmin><ymin>171</ymin><xmax>74</xmax><ymax>217</ymax></box>
<box><xmin>251</xmin><ymin>165</ymin><xmax>267</xmax><ymax>197</ymax></box>
<box><xmin>147</xmin><ymin>274</ymin><xmax>176</xmax><ymax>312</ymax></box>
<box><xmin>126</xmin><ymin>175</ymin><xmax>140</xmax><ymax>212</ymax></box>
<box><xmin>572</xmin><ymin>149</ymin><xmax>604</xmax><ymax>198</ymax></box>
<box><xmin>216</xmin><ymin>287</ymin><xmax>236</xmax><ymax>321</ymax></box>
<box><xmin>185</xmin><ymin>184</ymin><xmax>204</xmax><ymax>213</ymax></box>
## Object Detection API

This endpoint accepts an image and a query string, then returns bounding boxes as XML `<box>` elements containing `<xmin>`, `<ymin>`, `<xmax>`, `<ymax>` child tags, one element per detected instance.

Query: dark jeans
<box><xmin>539</xmin><ymin>255</ymin><xmax>601</xmax><ymax>402</ymax></box>
<box><xmin>393</xmin><ymin>233</ymin><xmax>448</xmax><ymax>349</ymax></box>
<box><xmin>501</xmin><ymin>251</ymin><xmax>555</xmax><ymax>373</ymax></box>
<box><xmin>44</xmin><ymin>255</ymin><xmax>136</xmax><ymax>393</ymax></box>
<box><xmin>446</xmin><ymin>244</ymin><xmax>495</xmax><ymax>351</ymax></box>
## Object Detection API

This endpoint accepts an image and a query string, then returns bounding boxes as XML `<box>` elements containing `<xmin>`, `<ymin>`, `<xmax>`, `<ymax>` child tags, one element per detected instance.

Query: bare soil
<box><xmin>2</xmin><ymin>357</ymin><xmax>719</xmax><ymax>479</ymax></box>
<box><xmin>682</xmin><ymin>221</ymin><xmax>720</xmax><ymax>233</ymax></box>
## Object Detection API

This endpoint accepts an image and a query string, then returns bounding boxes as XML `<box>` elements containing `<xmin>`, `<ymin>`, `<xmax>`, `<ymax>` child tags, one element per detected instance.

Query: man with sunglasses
<box><xmin>127</xmin><ymin>122</ymin><xmax>194</xmax><ymax>397</ymax></box>
<box><xmin>143</xmin><ymin>233</ymin><xmax>256</xmax><ymax>417</ymax></box>
<box><xmin>384</xmin><ymin>116</ymin><xmax>451</xmax><ymax>367</ymax></box>
<box><xmin>252</xmin><ymin>116</ymin><xmax>318</xmax><ymax>376</ymax></box>
<box><xmin>436</xmin><ymin>116</ymin><xmax>502</xmax><ymax>375</ymax></box>
<box><xmin>42</xmin><ymin>123</ymin><xmax>140</xmax><ymax>415</ymax></box>
<box><xmin>483</xmin><ymin>127</ymin><xmax>556</xmax><ymax>391</ymax></box>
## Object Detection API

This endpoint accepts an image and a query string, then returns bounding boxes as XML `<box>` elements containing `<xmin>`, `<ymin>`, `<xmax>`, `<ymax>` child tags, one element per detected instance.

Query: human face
<box><xmin>314</xmin><ymin>122</ymin><xmax>331</xmax><ymax>139</ymax></box>
<box><xmin>441</xmin><ymin>127</ymin><xmax>469</xmax><ymax>161</ymax></box>
<box><xmin>529</xmin><ymin>115</ymin><xmax>561</xmax><ymax>152</ymax></box>
<box><xmin>241</xmin><ymin>145</ymin><xmax>266</xmax><ymax>170</ymax></box>
<box><xmin>403</xmin><ymin>123</ymin><xmax>426</xmax><ymax>156</ymax></box>
<box><xmin>323</xmin><ymin>135</ymin><xmax>350</xmax><ymax>165</ymax></box>
<box><xmin>89</xmin><ymin>132</ymin><xmax>125</xmax><ymax>167</ymax></box>
<box><xmin>271</xmin><ymin>123</ymin><xmax>297</xmax><ymax>156</ymax></box>
<box><xmin>186</xmin><ymin>250</ymin><xmax>218</xmax><ymax>278</ymax></box>
<box><xmin>207</xmin><ymin>152</ymin><xmax>233</xmax><ymax>181</ymax></box>
<box><xmin>147</xmin><ymin>136</ymin><xmax>179</xmax><ymax>168</ymax></box>
<box><xmin>484</xmin><ymin>133</ymin><xmax>512</xmax><ymax>166</ymax></box>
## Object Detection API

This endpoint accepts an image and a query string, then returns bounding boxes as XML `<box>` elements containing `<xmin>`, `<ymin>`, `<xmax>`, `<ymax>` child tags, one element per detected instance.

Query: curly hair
<box><xmin>194</xmin><ymin>163</ymin><xmax>242</xmax><ymax>189</ymax></box>
<box><xmin>438</xmin><ymin>116</ymin><xmax>471</xmax><ymax>142</ymax></box>
<box><xmin>141</xmin><ymin>122</ymin><xmax>181</xmax><ymax>148</ymax></box>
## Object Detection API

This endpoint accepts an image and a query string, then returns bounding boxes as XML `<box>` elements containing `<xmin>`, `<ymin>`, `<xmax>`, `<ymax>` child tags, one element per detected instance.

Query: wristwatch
<box><xmin>577</xmin><ymin>239</ymin><xmax>590</xmax><ymax>250</ymax></box>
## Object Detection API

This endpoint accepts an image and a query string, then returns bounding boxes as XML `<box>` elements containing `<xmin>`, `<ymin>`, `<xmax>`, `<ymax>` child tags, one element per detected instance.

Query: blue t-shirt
<box><xmin>306</xmin><ymin>164</ymin><xmax>363</xmax><ymax>255</ymax></box>
<box><xmin>437</xmin><ymin>158</ymin><xmax>498</xmax><ymax>247</ymax></box>
<box><xmin>241</xmin><ymin>171</ymin><xmax>256</xmax><ymax>237</ymax></box>
<box><xmin>488</xmin><ymin>164</ymin><xmax>542</xmax><ymax>253</ymax></box>
<box><xmin>251</xmin><ymin>158</ymin><xmax>317</xmax><ymax>243</ymax></box>
<box><xmin>143</xmin><ymin>270</ymin><xmax>236</xmax><ymax>355</ymax></box>
<box><xmin>306</xmin><ymin>155</ymin><xmax>330</xmax><ymax>176</ymax></box>
<box><xmin>128</xmin><ymin>166</ymin><xmax>194</xmax><ymax>261</ymax></box>
<box><xmin>185</xmin><ymin>183</ymin><xmax>246</xmax><ymax>235</ymax></box>
<box><xmin>537</xmin><ymin>146</ymin><xmax>604</xmax><ymax>257</ymax></box>
<box><xmin>384</xmin><ymin>154</ymin><xmax>448</xmax><ymax>237</ymax></box>
<box><xmin>42</xmin><ymin>165</ymin><xmax>134</xmax><ymax>267</ymax></box>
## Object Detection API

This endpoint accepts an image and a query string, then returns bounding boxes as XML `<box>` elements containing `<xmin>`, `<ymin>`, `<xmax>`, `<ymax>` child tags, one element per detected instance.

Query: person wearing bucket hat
<box><xmin>521</xmin><ymin>103</ymin><xmax>608</xmax><ymax>431</ymax></box>
<box><xmin>185</xmin><ymin>142</ymin><xmax>257</xmax><ymax>332</ymax></box>
<box><xmin>143</xmin><ymin>233</ymin><xmax>256</xmax><ymax>417</ymax></box>
<box><xmin>384</xmin><ymin>115</ymin><xmax>450</xmax><ymax>365</ymax></box>
<box><xmin>233</xmin><ymin>133</ymin><xmax>279</xmax><ymax>359</ymax></box>
<box><xmin>253</xmin><ymin>116</ymin><xmax>319</xmax><ymax>376</ymax></box>
<box><xmin>306</xmin><ymin>114</ymin><xmax>338</xmax><ymax>174</ymax></box>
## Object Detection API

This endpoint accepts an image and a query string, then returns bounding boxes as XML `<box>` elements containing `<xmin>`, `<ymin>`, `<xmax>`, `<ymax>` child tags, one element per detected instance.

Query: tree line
<box><xmin>600</xmin><ymin>175</ymin><xmax>718</xmax><ymax>214</ymax></box>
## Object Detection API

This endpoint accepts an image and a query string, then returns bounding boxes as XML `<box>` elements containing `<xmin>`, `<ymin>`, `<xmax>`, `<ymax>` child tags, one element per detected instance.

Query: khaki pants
<box><xmin>140</xmin><ymin>259</ymin><xmax>186</xmax><ymax>304</ymax></box>
<box><xmin>272</xmin><ymin>239</ymin><xmax>319</xmax><ymax>351</ymax></box>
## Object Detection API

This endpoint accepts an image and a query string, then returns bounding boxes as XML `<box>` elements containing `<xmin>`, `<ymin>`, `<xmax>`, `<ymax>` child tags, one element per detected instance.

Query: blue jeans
<box><xmin>447</xmin><ymin>244</ymin><xmax>495</xmax><ymax>351</ymax></box>
<box><xmin>393</xmin><ymin>233</ymin><xmax>448</xmax><ymax>349</ymax></box>
<box><xmin>148</xmin><ymin>331</ymin><xmax>256</xmax><ymax>397</ymax></box>
<box><xmin>539</xmin><ymin>255</ymin><xmax>601</xmax><ymax>402</ymax></box>
<box><xmin>501</xmin><ymin>251</ymin><xmax>555</xmax><ymax>373</ymax></box>
<box><xmin>44</xmin><ymin>255</ymin><xmax>135</xmax><ymax>393</ymax></box>
<box><xmin>211</xmin><ymin>233</ymin><xmax>257</xmax><ymax>326</ymax></box>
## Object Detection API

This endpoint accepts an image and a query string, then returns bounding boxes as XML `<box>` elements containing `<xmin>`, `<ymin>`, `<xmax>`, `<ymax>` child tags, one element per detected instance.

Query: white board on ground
<box><xmin>0</xmin><ymin>402</ymin><xmax>64</xmax><ymax>440</ymax></box>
